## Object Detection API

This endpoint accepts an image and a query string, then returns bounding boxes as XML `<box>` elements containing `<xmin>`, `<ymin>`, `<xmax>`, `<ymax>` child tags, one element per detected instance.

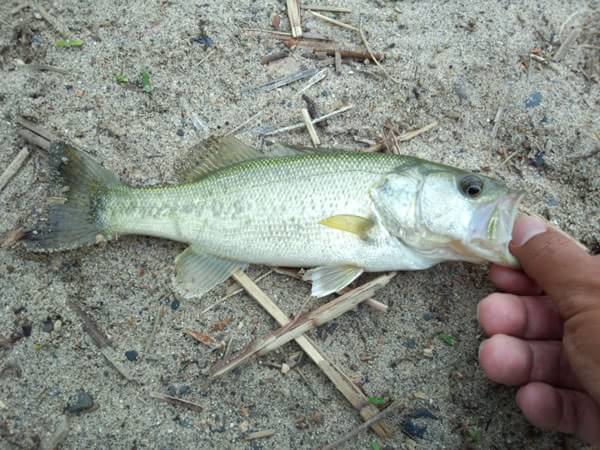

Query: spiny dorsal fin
<box><xmin>319</xmin><ymin>215</ymin><xmax>374</xmax><ymax>240</ymax></box>
<box><xmin>178</xmin><ymin>136</ymin><xmax>265</xmax><ymax>183</ymax></box>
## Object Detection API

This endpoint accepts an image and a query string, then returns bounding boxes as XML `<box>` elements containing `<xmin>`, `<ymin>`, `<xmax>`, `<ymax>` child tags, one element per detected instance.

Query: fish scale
<box><xmin>106</xmin><ymin>152</ymin><xmax>411</xmax><ymax>270</ymax></box>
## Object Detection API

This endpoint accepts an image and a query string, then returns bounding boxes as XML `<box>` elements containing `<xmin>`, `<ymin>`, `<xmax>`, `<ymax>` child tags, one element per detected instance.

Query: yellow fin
<box><xmin>319</xmin><ymin>215</ymin><xmax>374</xmax><ymax>239</ymax></box>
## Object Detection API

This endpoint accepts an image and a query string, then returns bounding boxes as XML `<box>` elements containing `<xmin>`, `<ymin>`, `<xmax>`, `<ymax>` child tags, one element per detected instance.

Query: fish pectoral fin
<box><xmin>303</xmin><ymin>265</ymin><xmax>364</xmax><ymax>297</ymax></box>
<box><xmin>174</xmin><ymin>247</ymin><xmax>248</xmax><ymax>299</ymax></box>
<box><xmin>177</xmin><ymin>136</ymin><xmax>265</xmax><ymax>182</ymax></box>
<box><xmin>319</xmin><ymin>215</ymin><xmax>374</xmax><ymax>240</ymax></box>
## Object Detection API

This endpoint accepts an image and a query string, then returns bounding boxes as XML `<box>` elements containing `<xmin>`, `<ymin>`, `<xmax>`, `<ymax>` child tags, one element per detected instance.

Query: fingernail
<box><xmin>478</xmin><ymin>340</ymin><xmax>487</xmax><ymax>360</ymax></box>
<box><xmin>511</xmin><ymin>215</ymin><xmax>547</xmax><ymax>247</ymax></box>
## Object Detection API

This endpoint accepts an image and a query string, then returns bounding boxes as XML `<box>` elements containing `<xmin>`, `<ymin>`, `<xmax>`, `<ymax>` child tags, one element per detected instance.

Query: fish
<box><xmin>25</xmin><ymin>136</ymin><xmax>524</xmax><ymax>298</ymax></box>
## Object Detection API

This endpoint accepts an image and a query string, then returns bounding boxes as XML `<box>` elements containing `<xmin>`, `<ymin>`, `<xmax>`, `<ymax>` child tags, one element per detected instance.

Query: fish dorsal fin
<box><xmin>173</xmin><ymin>246</ymin><xmax>248</xmax><ymax>298</ymax></box>
<box><xmin>302</xmin><ymin>265</ymin><xmax>364</xmax><ymax>297</ymax></box>
<box><xmin>179</xmin><ymin>136</ymin><xmax>265</xmax><ymax>183</ymax></box>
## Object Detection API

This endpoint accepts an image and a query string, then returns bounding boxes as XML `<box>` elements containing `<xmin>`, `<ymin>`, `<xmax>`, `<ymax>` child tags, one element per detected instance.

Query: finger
<box><xmin>517</xmin><ymin>382</ymin><xmax>600</xmax><ymax>445</ymax></box>
<box><xmin>477</xmin><ymin>293</ymin><xmax>563</xmax><ymax>340</ymax></box>
<box><xmin>479</xmin><ymin>334</ymin><xmax>581</xmax><ymax>389</ymax></box>
<box><xmin>489</xmin><ymin>264</ymin><xmax>542</xmax><ymax>295</ymax></box>
<box><xmin>509</xmin><ymin>215</ymin><xmax>600</xmax><ymax>320</ymax></box>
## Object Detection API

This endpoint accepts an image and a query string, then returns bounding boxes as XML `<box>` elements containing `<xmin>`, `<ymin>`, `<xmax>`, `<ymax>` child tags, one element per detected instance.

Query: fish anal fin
<box><xmin>319</xmin><ymin>215</ymin><xmax>374</xmax><ymax>240</ymax></box>
<box><xmin>174</xmin><ymin>247</ymin><xmax>248</xmax><ymax>298</ymax></box>
<box><xmin>303</xmin><ymin>265</ymin><xmax>364</xmax><ymax>297</ymax></box>
<box><xmin>178</xmin><ymin>136</ymin><xmax>265</xmax><ymax>182</ymax></box>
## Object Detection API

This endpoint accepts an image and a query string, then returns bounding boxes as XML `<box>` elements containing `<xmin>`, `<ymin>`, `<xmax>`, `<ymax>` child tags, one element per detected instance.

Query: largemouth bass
<box><xmin>26</xmin><ymin>137</ymin><xmax>524</xmax><ymax>297</ymax></box>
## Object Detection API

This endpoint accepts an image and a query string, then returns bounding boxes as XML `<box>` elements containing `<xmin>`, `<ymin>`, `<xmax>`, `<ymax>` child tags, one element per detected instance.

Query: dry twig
<box><xmin>320</xmin><ymin>400</ymin><xmax>403</xmax><ymax>450</ymax></box>
<box><xmin>396</xmin><ymin>122</ymin><xmax>438</xmax><ymax>142</ymax></box>
<box><xmin>149</xmin><ymin>392</ymin><xmax>203</xmax><ymax>412</ymax></box>
<box><xmin>227</xmin><ymin>271</ymin><xmax>393</xmax><ymax>438</ymax></box>
<box><xmin>358</xmin><ymin>18</ymin><xmax>400</xmax><ymax>84</ymax></box>
<box><xmin>244</xmin><ymin>68</ymin><xmax>319</xmax><ymax>94</ymax></box>
<box><xmin>301</xmin><ymin>5</ymin><xmax>352</xmax><ymax>13</ymax></box>
<box><xmin>309</xmin><ymin>10</ymin><xmax>358</xmax><ymax>31</ymax></box>
<box><xmin>142</xmin><ymin>303</ymin><xmax>166</xmax><ymax>359</ymax></box>
<box><xmin>244</xmin><ymin>430</ymin><xmax>276</xmax><ymax>441</ymax></box>
<box><xmin>263</xmin><ymin>104</ymin><xmax>354</xmax><ymax>136</ymax></box>
<box><xmin>210</xmin><ymin>273</ymin><xmax>395</xmax><ymax>376</ymax></box>
<box><xmin>302</xmin><ymin>108</ymin><xmax>321</xmax><ymax>146</ymax></box>
<box><xmin>286</xmin><ymin>0</ymin><xmax>303</xmax><ymax>37</ymax></box>
<box><xmin>67</xmin><ymin>301</ymin><xmax>134</xmax><ymax>381</ymax></box>
<box><xmin>0</xmin><ymin>148</ymin><xmax>30</xmax><ymax>193</ymax></box>
<box><xmin>1</xmin><ymin>226</ymin><xmax>25</xmax><ymax>249</ymax></box>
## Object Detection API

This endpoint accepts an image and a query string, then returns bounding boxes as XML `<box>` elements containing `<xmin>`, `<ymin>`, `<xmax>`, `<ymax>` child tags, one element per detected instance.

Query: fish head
<box><xmin>371</xmin><ymin>162</ymin><xmax>524</xmax><ymax>267</ymax></box>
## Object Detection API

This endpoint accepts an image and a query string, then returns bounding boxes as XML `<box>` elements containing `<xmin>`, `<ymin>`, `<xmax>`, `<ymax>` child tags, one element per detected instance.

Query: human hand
<box><xmin>477</xmin><ymin>215</ymin><xmax>600</xmax><ymax>444</ymax></box>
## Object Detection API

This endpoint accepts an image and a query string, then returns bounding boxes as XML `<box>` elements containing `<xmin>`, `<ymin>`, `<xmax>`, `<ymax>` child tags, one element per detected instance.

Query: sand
<box><xmin>0</xmin><ymin>1</ymin><xmax>598</xmax><ymax>449</ymax></box>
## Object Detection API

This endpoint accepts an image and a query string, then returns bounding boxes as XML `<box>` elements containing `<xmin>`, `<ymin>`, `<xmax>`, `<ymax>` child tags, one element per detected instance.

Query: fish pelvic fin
<box><xmin>303</xmin><ymin>265</ymin><xmax>364</xmax><ymax>297</ymax></box>
<box><xmin>173</xmin><ymin>247</ymin><xmax>248</xmax><ymax>299</ymax></box>
<box><xmin>25</xmin><ymin>142</ymin><xmax>121</xmax><ymax>252</ymax></box>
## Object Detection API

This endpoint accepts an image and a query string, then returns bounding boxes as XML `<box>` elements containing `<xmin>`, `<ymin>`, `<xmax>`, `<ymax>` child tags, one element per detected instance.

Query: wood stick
<box><xmin>228</xmin><ymin>271</ymin><xmax>393</xmax><ymax>438</ymax></box>
<box><xmin>261</xmin><ymin>51</ymin><xmax>289</xmax><ymax>65</ymax></box>
<box><xmin>358</xmin><ymin>18</ymin><xmax>400</xmax><ymax>84</ymax></box>
<box><xmin>301</xmin><ymin>5</ymin><xmax>352</xmax><ymax>13</ymax></box>
<box><xmin>286</xmin><ymin>0</ymin><xmax>303</xmax><ymax>37</ymax></box>
<box><xmin>200</xmin><ymin>270</ymin><xmax>273</xmax><ymax>315</ymax></box>
<box><xmin>245</xmin><ymin>430</ymin><xmax>276</xmax><ymax>441</ymax></box>
<box><xmin>142</xmin><ymin>304</ymin><xmax>166</xmax><ymax>359</ymax></box>
<box><xmin>309</xmin><ymin>10</ymin><xmax>358</xmax><ymax>31</ymax></box>
<box><xmin>16</xmin><ymin>118</ymin><xmax>58</xmax><ymax>144</ymax></box>
<box><xmin>302</xmin><ymin>108</ymin><xmax>320</xmax><ymax>147</ymax></box>
<box><xmin>0</xmin><ymin>147</ymin><xmax>30</xmax><ymax>193</ymax></box>
<box><xmin>320</xmin><ymin>400</ymin><xmax>403</xmax><ymax>450</ymax></box>
<box><xmin>554</xmin><ymin>29</ymin><xmax>580</xmax><ymax>61</ymax></box>
<box><xmin>244</xmin><ymin>68</ymin><xmax>319</xmax><ymax>94</ymax></box>
<box><xmin>149</xmin><ymin>392</ymin><xmax>203</xmax><ymax>412</ymax></box>
<box><xmin>67</xmin><ymin>300</ymin><xmax>134</xmax><ymax>382</ymax></box>
<box><xmin>334</xmin><ymin>50</ymin><xmax>342</xmax><ymax>72</ymax></box>
<box><xmin>18</xmin><ymin>64</ymin><xmax>74</xmax><ymax>75</ymax></box>
<box><xmin>396</xmin><ymin>122</ymin><xmax>438</xmax><ymax>142</ymax></box>
<box><xmin>210</xmin><ymin>273</ymin><xmax>395</xmax><ymax>376</ymax></box>
<box><xmin>318</xmin><ymin>48</ymin><xmax>385</xmax><ymax>62</ymax></box>
<box><xmin>262</xmin><ymin>104</ymin><xmax>354</xmax><ymax>136</ymax></box>
<box><xmin>31</xmin><ymin>2</ymin><xmax>67</xmax><ymax>36</ymax></box>
<box><xmin>297</xmin><ymin>68</ymin><xmax>328</xmax><ymax>95</ymax></box>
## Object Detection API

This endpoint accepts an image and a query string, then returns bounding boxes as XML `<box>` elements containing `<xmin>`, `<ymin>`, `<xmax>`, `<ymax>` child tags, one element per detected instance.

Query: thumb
<box><xmin>509</xmin><ymin>215</ymin><xmax>600</xmax><ymax>321</ymax></box>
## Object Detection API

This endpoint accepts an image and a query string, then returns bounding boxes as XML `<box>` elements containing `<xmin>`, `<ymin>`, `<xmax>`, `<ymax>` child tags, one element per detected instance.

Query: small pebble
<box><xmin>125</xmin><ymin>350</ymin><xmax>138</xmax><ymax>361</ymax></box>
<box><xmin>54</xmin><ymin>320</ymin><xmax>62</xmax><ymax>332</ymax></box>
<box><xmin>403</xmin><ymin>339</ymin><xmax>417</xmax><ymax>349</ymax></box>
<box><xmin>402</xmin><ymin>418</ymin><xmax>427</xmax><ymax>439</ymax></box>
<box><xmin>66</xmin><ymin>390</ymin><xmax>94</xmax><ymax>415</ymax></box>
<box><xmin>525</xmin><ymin>90</ymin><xmax>542</xmax><ymax>109</ymax></box>
<box><xmin>191</xmin><ymin>35</ymin><xmax>214</xmax><ymax>47</ymax></box>
<box><xmin>21</xmin><ymin>323</ymin><xmax>32</xmax><ymax>337</ymax></box>
<box><xmin>167</xmin><ymin>385</ymin><xmax>177</xmax><ymax>396</ymax></box>
<box><xmin>178</xmin><ymin>385</ymin><xmax>191</xmax><ymax>396</ymax></box>
<box><xmin>176</xmin><ymin>129</ymin><xmax>184</xmax><ymax>137</ymax></box>
<box><xmin>42</xmin><ymin>318</ymin><xmax>54</xmax><ymax>333</ymax></box>
<box><xmin>530</xmin><ymin>150</ymin><xmax>545</xmax><ymax>168</ymax></box>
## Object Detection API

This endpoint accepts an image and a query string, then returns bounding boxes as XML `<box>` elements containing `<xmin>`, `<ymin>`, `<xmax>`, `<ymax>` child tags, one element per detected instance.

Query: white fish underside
<box><xmin>105</xmin><ymin>153</ymin><xmax>433</xmax><ymax>272</ymax></box>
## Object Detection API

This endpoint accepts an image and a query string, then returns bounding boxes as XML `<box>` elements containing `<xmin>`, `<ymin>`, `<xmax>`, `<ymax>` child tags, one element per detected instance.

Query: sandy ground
<box><xmin>1</xmin><ymin>0</ymin><xmax>599</xmax><ymax>449</ymax></box>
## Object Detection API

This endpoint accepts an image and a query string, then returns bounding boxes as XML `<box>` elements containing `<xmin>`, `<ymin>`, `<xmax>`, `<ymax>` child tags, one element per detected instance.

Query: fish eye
<box><xmin>459</xmin><ymin>175</ymin><xmax>484</xmax><ymax>198</ymax></box>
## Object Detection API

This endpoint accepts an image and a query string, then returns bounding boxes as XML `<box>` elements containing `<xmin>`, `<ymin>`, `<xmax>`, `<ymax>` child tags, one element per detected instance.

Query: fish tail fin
<box><xmin>25</xmin><ymin>142</ymin><xmax>122</xmax><ymax>252</ymax></box>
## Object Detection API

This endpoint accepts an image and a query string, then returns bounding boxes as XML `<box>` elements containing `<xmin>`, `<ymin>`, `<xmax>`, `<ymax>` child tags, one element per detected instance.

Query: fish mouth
<box><xmin>467</xmin><ymin>190</ymin><xmax>525</xmax><ymax>267</ymax></box>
